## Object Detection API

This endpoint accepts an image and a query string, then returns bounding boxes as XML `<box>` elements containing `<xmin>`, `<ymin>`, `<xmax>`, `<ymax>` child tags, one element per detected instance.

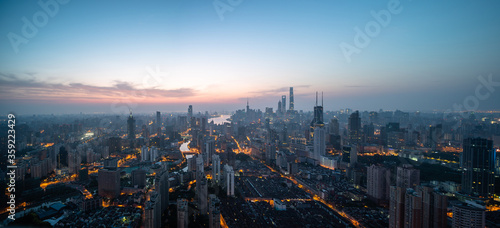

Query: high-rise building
<box><xmin>289</xmin><ymin>87</ymin><xmax>294</xmax><ymax>111</ymax></box>
<box><xmin>311</xmin><ymin>92</ymin><xmax>325</xmax><ymax>160</ymax></box>
<box><xmin>144</xmin><ymin>191</ymin><xmax>161</xmax><ymax>228</ymax></box>
<box><xmin>127</xmin><ymin>110</ymin><xmax>136</xmax><ymax>141</ymax></box>
<box><xmin>452</xmin><ymin>203</ymin><xmax>485</xmax><ymax>228</ymax></box>
<box><xmin>156</xmin><ymin>111</ymin><xmax>161</xmax><ymax>136</ymax></box>
<box><xmin>281</xmin><ymin>95</ymin><xmax>286</xmax><ymax>113</ymax></box>
<box><xmin>390</xmin><ymin>185</ymin><xmax>448</xmax><ymax>228</ymax></box>
<box><xmin>188</xmin><ymin>105</ymin><xmax>193</xmax><ymax>126</ymax></box>
<box><xmin>329</xmin><ymin>118</ymin><xmax>339</xmax><ymax>136</ymax></box>
<box><xmin>342</xmin><ymin>145</ymin><xmax>357</xmax><ymax>166</ymax></box>
<box><xmin>348</xmin><ymin>111</ymin><xmax>361</xmax><ymax>145</ymax></box>
<box><xmin>223</xmin><ymin>164</ymin><xmax>235</xmax><ymax>196</ymax></box>
<box><xmin>313</xmin><ymin>126</ymin><xmax>326</xmax><ymax>160</ymax></box>
<box><xmin>177</xmin><ymin>198</ymin><xmax>189</xmax><ymax>228</ymax></box>
<box><xmin>277</xmin><ymin>100</ymin><xmax>282</xmax><ymax>114</ymax></box>
<box><xmin>396</xmin><ymin>164</ymin><xmax>420</xmax><ymax>190</ymax></box>
<box><xmin>131</xmin><ymin>168</ymin><xmax>146</xmax><ymax>188</ymax></box>
<box><xmin>418</xmin><ymin>186</ymin><xmax>448</xmax><ymax>228</ymax></box>
<box><xmin>212</xmin><ymin>154</ymin><xmax>221</xmax><ymax>185</ymax></box>
<box><xmin>98</xmin><ymin>169</ymin><xmax>120</xmax><ymax>199</ymax></box>
<box><xmin>209</xmin><ymin>194</ymin><xmax>221</xmax><ymax>228</ymax></box>
<box><xmin>389</xmin><ymin>186</ymin><xmax>405</xmax><ymax>228</ymax></box>
<box><xmin>461</xmin><ymin>137</ymin><xmax>495</xmax><ymax>197</ymax></box>
<box><xmin>155</xmin><ymin>169</ymin><xmax>169</xmax><ymax>214</ymax></box>
<box><xmin>367</xmin><ymin>165</ymin><xmax>391</xmax><ymax>203</ymax></box>
<box><xmin>198</xmin><ymin>174</ymin><xmax>208</xmax><ymax>215</ymax></box>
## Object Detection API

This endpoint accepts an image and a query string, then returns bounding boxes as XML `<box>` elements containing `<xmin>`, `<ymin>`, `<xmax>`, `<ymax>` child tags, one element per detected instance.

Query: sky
<box><xmin>1</xmin><ymin>0</ymin><xmax>500</xmax><ymax>115</ymax></box>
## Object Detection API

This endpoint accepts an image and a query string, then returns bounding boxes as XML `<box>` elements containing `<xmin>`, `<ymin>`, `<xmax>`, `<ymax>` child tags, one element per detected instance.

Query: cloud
<box><xmin>0</xmin><ymin>73</ymin><xmax>197</xmax><ymax>102</ymax></box>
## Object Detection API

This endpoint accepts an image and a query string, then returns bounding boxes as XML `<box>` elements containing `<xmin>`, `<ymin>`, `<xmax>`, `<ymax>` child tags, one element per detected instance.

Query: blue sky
<box><xmin>1</xmin><ymin>0</ymin><xmax>500</xmax><ymax>115</ymax></box>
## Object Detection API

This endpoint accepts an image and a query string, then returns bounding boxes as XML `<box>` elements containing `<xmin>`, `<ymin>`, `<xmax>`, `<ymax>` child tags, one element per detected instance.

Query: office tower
<box><xmin>367</xmin><ymin>165</ymin><xmax>391</xmax><ymax>203</ymax></box>
<box><xmin>144</xmin><ymin>191</ymin><xmax>161</xmax><ymax>228</ymax></box>
<box><xmin>277</xmin><ymin>100</ymin><xmax>282</xmax><ymax>114</ymax></box>
<box><xmin>155</xmin><ymin>169</ymin><xmax>169</xmax><ymax>214</ymax></box>
<box><xmin>348</xmin><ymin>110</ymin><xmax>361</xmax><ymax>145</ymax></box>
<box><xmin>127</xmin><ymin>110</ymin><xmax>136</xmax><ymax>141</ymax></box>
<box><xmin>310</xmin><ymin>92</ymin><xmax>324</xmax><ymax>126</ymax></box>
<box><xmin>209</xmin><ymin>194</ymin><xmax>221</xmax><ymax>228</ymax></box>
<box><xmin>188</xmin><ymin>105</ymin><xmax>193</xmax><ymax>125</ymax></box>
<box><xmin>313</xmin><ymin>126</ymin><xmax>326</xmax><ymax>160</ymax></box>
<box><xmin>461</xmin><ymin>137</ymin><xmax>495</xmax><ymax>197</ymax></box>
<box><xmin>212</xmin><ymin>154</ymin><xmax>221</xmax><ymax>185</ymax></box>
<box><xmin>281</xmin><ymin>95</ymin><xmax>286</xmax><ymax>113</ymax></box>
<box><xmin>98</xmin><ymin>169</ymin><xmax>120</xmax><ymax>199</ymax></box>
<box><xmin>452</xmin><ymin>203</ymin><xmax>485</xmax><ymax>228</ymax></box>
<box><xmin>289</xmin><ymin>87</ymin><xmax>294</xmax><ymax>111</ymax></box>
<box><xmin>311</xmin><ymin>92</ymin><xmax>325</xmax><ymax>160</ymax></box>
<box><xmin>156</xmin><ymin>111</ymin><xmax>161</xmax><ymax>136</ymax></box>
<box><xmin>246</xmin><ymin>98</ymin><xmax>250</xmax><ymax>113</ymax></box>
<box><xmin>396</xmin><ymin>164</ymin><xmax>420</xmax><ymax>190</ymax></box>
<box><xmin>329</xmin><ymin>118</ymin><xmax>339</xmax><ymax>135</ymax></box>
<box><xmin>131</xmin><ymin>168</ymin><xmax>146</xmax><ymax>188</ymax></box>
<box><xmin>389</xmin><ymin>186</ymin><xmax>405</xmax><ymax>228</ymax></box>
<box><xmin>223</xmin><ymin>164</ymin><xmax>235</xmax><ymax>196</ymax></box>
<box><xmin>177</xmin><ymin>198</ymin><xmax>189</xmax><ymax>228</ymax></box>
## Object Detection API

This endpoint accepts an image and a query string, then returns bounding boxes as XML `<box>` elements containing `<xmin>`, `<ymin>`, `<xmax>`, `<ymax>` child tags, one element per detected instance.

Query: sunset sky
<box><xmin>1</xmin><ymin>0</ymin><xmax>500</xmax><ymax>115</ymax></box>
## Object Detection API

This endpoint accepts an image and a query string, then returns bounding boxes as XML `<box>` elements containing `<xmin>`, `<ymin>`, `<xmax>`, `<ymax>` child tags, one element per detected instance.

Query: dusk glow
<box><xmin>1</xmin><ymin>1</ymin><xmax>500</xmax><ymax>114</ymax></box>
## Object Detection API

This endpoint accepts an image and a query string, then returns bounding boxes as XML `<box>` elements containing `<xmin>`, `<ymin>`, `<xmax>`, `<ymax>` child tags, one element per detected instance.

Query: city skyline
<box><xmin>1</xmin><ymin>1</ymin><xmax>500</xmax><ymax>114</ymax></box>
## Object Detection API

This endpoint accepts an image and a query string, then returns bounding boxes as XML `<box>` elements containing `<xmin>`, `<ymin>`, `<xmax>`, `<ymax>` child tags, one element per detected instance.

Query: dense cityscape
<box><xmin>2</xmin><ymin>1</ymin><xmax>500</xmax><ymax>228</ymax></box>
<box><xmin>1</xmin><ymin>86</ymin><xmax>500</xmax><ymax>227</ymax></box>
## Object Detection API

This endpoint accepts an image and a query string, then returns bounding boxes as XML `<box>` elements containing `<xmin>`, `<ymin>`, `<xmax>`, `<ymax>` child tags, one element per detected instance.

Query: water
<box><xmin>180</xmin><ymin>141</ymin><xmax>190</xmax><ymax>152</ymax></box>
<box><xmin>209</xmin><ymin>114</ymin><xmax>231</xmax><ymax>125</ymax></box>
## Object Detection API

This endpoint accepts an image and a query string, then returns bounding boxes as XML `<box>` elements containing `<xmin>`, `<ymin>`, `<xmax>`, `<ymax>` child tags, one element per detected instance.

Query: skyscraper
<box><xmin>209</xmin><ymin>194</ymin><xmax>221</xmax><ymax>228</ymax></box>
<box><xmin>311</xmin><ymin>92</ymin><xmax>325</xmax><ymax>160</ymax></box>
<box><xmin>127</xmin><ymin>110</ymin><xmax>136</xmax><ymax>147</ymax></box>
<box><xmin>348</xmin><ymin>111</ymin><xmax>361</xmax><ymax>145</ymax></box>
<box><xmin>281</xmin><ymin>95</ymin><xmax>286</xmax><ymax>113</ymax></box>
<box><xmin>177</xmin><ymin>198</ymin><xmax>189</xmax><ymax>228</ymax></box>
<box><xmin>212</xmin><ymin>154</ymin><xmax>221</xmax><ymax>185</ymax></box>
<box><xmin>188</xmin><ymin>105</ymin><xmax>193</xmax><ymax>123</ymax></box>
<box><xmin>144</xmin><ymin>191</ymin><xmax>161</xmax><ymax>228</ymax></box>
<box><xmin>224</xmin><ymin>164</ymin><xmax>235</xmax><ymax>196</ymax></box>
<box><xmin>461</xmin><ymin>137</ymin><xmax>495</xmax><ymax>197</ymax></box>
<box><xmin>389</xmin><ymin>186</ymin><xmax>405</xmax><ymax>228</ymax></box>
<box><xmin>313</xmin><ymin>127</ymin><xmax>326</xmax><ymax>160</ymax></box>
<box><xmin>156</xmin><ymin>111</ymin><xmax>161</xmax><ymax>136</ymax></box>
<box><xmin>289</xmin><ymin>87</ymin><xmax>294</xmax><ymax>111</ymax></box>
